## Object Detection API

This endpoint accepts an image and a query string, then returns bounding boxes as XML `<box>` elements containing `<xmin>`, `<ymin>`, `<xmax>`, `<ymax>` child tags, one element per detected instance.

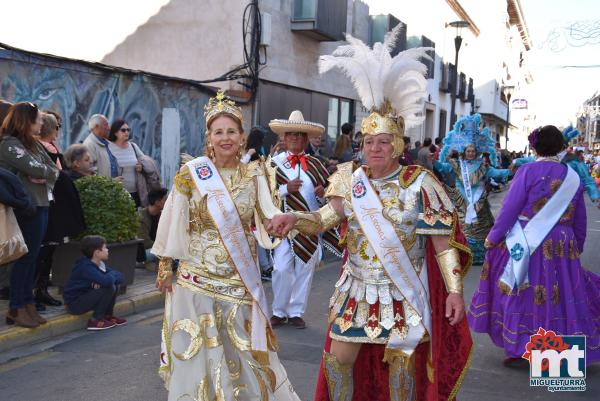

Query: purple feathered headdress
<box><xmin>528</xmin><ymin>127</ymin><xmax>541</xmax><ymax>148</ymax></box>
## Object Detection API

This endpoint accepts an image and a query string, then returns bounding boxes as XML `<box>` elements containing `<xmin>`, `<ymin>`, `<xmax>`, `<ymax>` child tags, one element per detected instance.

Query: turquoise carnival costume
<box><xmin>434</xmin><ymin>114</ymin><xmax>512</xmax><ymax>264</ymax></box>
<box><xmin>513</xmin><ymin>127</ymin><xmax>600</xmax><ymax>203</ymax></box>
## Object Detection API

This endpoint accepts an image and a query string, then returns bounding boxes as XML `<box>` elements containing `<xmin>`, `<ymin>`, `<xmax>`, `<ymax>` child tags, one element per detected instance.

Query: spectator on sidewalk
<box><xmin>0</xmin><ymin>99</ymin><xmax>15</xmax><ymax>300</ymax></box>
<box><xmin>34</xmin><ymin>112</ymin><xmax>85</xmax><ymax>310</ymax></box>
<box><xmin>416</xmin><ymin>137</ymin><xmax>434</xmax><ymax>170</ymax></box>
<box><xmin>108</xmin><ymin>119</ymin><xmax>144</xmax><ymax>207</ymax></box>
<box><xmin>241</xmin><ymin>126</ymin><xmax>268</xmax><ymax>163</ymax></box>
<box><xmin>0</xmin><ymin>102</ymin><xmax>59</xmax><ymax>328</ymax></box>
<box><xmin>434</xmin><ymin>137</ymin><xmax>442</xmax><ymax>159</ymax></box>
<box><xmin>38</xmin><ymin>113</ymin><xmax>63</xmax><ymax>170</ymax></box>
<box><xmin>333</xmin><ymin>132</ymin><xmax>353</xmax><ymax>163</ymax></box>
<box><xmin>0</xmin><ymin>166</ymin><xmax>35</xmax><ymax>300</ymax></box>
<box><xmin>63</xmin><ymin>235</ymin><xmax>126</xmax><ymax>331</ymax></box>
<box><xmin>399</xmin><ymin>135</ymin><xmax>413</xmax><ymax>165</ymax></box>
<box><xmin>410</xmin><ymin>140</ymin><xmax>421</xmax><ymax>161</ymax></box>
<box><xmin>305</xmin><ymin>134</ymin><xmax>328</xmax><ymax>165</ymax></box>
<box><xmin>63</xmin><ymin>144</ymin><xmax>94</xmax><ymax>180</ymax></box>
<box><xmin>352</xmin><ymin>131</ymin><xmax>363</xmax><ymax>161</ymax></box>
<box><xmin>335</xmin><ymin>123</ymin><xmax>354</xmax><ymax>163</ymax></box>
<box><xmin>83</xmin><ymin>114</ymin><xmax>119</xmax><ymax>178</ymax></box>
<box><xmin>136</xmin><ymin>188</ymin><xmax>168</xmax><ymax>270</ymax></box>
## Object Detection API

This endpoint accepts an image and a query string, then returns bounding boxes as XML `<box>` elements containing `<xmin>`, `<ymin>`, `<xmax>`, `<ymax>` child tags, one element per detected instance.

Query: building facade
<box><xmin>578</xmin><ymin>92</ymin><xmax>600</xmax><ymax>150</ymax></box>
<box><xmin>102</xmin><ymin>0</ymin><xmax>535</xmax><ymax>152</ymax></box>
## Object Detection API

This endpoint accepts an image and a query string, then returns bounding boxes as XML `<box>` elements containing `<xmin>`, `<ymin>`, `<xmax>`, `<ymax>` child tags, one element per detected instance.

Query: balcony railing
<box><xmin>291</xmin><ymin>0</ymin><xmax>347</xmax><ymax>41</ymax></box>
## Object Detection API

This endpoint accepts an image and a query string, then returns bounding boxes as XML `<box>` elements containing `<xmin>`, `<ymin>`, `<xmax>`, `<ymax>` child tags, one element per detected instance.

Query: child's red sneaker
<box><xmin>105</xmin><ymin>315</ymin><xmax>127</xmax><ymax>326</ymax></box>
<box><xmin>87</xmin><ymin>318</ymin><xmax>116</xmax><ymax>331</ymax></box>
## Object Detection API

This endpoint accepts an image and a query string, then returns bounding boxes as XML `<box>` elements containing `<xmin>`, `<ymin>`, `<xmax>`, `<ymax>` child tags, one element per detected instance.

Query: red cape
<box><xmin>314</xmin><ymin>222</ymin><xmax>473</xmax><ymax>401</ymax></box>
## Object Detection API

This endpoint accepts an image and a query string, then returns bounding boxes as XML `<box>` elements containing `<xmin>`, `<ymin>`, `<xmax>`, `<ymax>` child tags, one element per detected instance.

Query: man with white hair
<box><xmin>83</xmin><ymin>114</ymin><xmax>118</xmax><ymax>178</ymax></box>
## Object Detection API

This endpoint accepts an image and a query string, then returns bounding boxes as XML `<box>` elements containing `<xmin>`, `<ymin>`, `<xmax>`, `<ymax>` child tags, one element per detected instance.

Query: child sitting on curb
<box><xmin>63</xmin><ymin>235</ymin><xmax>127</xmax><ymax>330</ymax></box>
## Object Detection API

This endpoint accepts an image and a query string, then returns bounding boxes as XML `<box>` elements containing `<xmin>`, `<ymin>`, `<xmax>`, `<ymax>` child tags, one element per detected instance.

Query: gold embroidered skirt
<box><xmin>159</xmin><ymin>282</ymin><xmax>299</xmax><ymax>401</ymax></box>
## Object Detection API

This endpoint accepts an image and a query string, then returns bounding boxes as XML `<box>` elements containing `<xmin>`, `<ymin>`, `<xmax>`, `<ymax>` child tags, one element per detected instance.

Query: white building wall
<box><xmin>102</xmin><ymin>0</ymin><xmax>246</xmax><ymax>89</ymax></box>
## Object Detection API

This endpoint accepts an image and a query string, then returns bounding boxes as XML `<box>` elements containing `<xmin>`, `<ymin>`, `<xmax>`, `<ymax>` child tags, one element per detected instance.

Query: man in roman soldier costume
<box><xmin>269</xmin><ymin>111</ymin><xmax>341</xmax><ymax>329</ymax></box>
<box><xmin>270</xmin><ymin>27</ymin><xmax>473</xmax><ymax>400</ymax></box>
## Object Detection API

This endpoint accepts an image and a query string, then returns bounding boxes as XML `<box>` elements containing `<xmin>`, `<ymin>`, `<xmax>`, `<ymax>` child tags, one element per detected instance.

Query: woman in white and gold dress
<box><xmin>152</xmin><ymin>91</ymin><xmax>299</xmax><ymax>401</ymax></box>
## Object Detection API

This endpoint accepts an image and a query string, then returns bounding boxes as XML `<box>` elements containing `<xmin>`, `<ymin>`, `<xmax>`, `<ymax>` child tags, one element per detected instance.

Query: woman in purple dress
<box><xmin>468</xmin><ymin>125</ymin><xmax>600</xmax><ymax>364</ymax></box>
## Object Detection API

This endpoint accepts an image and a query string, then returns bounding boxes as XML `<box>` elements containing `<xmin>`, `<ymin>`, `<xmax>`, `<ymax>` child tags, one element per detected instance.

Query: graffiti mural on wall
<box><xmin>0</xmin><ymin>48</ymin><xmax>212</xmax><ymax>186</ymax></box>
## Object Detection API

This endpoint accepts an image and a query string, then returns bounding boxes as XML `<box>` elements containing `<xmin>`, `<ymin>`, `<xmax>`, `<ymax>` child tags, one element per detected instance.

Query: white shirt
<box><xmin>108</xmin><ymin>142</ymin><xmax>138</xmax><ymax>192</ymax></box>
<box><xmin>272</xmin><ymin>151</ymin><xmax>321</xmax><ymax>212</ymax></box>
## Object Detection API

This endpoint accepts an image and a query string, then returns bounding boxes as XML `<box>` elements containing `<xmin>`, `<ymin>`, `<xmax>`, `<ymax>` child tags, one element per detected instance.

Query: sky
<box><xmin>519</xmin><ymin>0</ymin><xmax>600</xmax><ymax>125</ymax></box>
<box><xmin>0</xmin><ymin>0</ymin><xmax>170</xmax><ymax>61</ymax></box>
<box><xmin>0</xmin><ymin>0</ymin><xmax>598</xmax><ymax>126</ymax></box>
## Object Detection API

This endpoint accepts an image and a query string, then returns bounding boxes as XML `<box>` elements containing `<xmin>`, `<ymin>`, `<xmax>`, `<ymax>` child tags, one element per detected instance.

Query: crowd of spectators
<box><xmin>0</xmin><ymin>100</ymin><xmax>166</xmax><ymax>330</ymax></box>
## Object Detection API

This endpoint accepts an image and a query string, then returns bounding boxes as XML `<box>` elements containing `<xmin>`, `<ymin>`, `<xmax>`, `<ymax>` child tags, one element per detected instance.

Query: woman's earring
<box><xmin>207</xmin><ymin>142</ymin><xmax>215</xmax><ymax>159</ymax></box>
<box><xmin>238</xmin><ymin>140</ymin><xmax>246</xmax><ymax>159</ymax></box>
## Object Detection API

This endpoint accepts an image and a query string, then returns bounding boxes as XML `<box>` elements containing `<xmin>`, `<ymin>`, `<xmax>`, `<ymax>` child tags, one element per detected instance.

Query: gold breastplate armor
<box><xmin>332</xmin><ymin>176</ymin><xmax>425</xmax><ymax>310</ymax></box>
<box><xmin>176</xmin><ymin>165</ymin><xmax>259</xmax><ymax>304</ymax></box>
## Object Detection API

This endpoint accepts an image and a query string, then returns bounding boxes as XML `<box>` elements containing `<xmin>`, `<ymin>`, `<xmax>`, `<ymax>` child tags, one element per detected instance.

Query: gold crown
<box><xmin>204</xmin><ymin>90</ymin><xmax>243</xmax><ymax>128</ymax></box>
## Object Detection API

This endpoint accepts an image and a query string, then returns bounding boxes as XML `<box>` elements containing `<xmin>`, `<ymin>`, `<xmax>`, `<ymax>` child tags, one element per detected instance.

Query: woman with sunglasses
<box><xmin>0</xmin><ymin>102</ymin><xmax>59</xmax><ymax>328</ymax></box>
<box><xmin>108</xmin><ymin>119</ymin><xmax>144</xmax><ymax>207</ymax></box>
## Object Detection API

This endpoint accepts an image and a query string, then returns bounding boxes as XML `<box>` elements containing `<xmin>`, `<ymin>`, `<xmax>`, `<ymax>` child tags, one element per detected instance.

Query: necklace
<box><xmin>219</xmin><ymin>163</ymin><xmax>243</xmax><ymax>188</ymax></box>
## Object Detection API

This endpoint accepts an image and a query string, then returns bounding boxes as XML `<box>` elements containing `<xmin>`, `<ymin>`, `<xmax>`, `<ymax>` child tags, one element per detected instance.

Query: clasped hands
<box><xmin>266</xmin><ymin>213</ymin><xmax>298</xmax><ymax>238</ymax></box>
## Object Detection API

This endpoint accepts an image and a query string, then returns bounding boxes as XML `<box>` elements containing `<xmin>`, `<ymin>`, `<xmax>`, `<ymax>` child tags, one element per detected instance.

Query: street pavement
<box><xmin>0</xmin><ymin>188</ymin><xmax>599</xmax><ymax>400</ymax></box>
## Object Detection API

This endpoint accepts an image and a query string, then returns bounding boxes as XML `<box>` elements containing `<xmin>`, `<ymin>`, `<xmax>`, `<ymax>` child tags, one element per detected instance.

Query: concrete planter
<box><xmin>51</xmin><ymin>239</ymin><xmax>143</xmax><ymax>290</ymax></box>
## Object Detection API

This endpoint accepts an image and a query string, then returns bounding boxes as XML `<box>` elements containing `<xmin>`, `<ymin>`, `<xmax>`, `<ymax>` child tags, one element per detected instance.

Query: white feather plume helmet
<box><xmin>319</xmin><ymin>25</ymin><xmax>431</xmax><ymax>136</ymax></box>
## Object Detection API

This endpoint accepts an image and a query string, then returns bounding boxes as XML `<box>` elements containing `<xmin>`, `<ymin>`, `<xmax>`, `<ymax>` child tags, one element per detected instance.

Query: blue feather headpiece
<box><xmin>562</xmin><ymin>126</ymin><xmax>581</xmax><ymax>144</ymax></box>
<box><xmin>438</xmin><ymin>114</ymin><xmax>498</xmax><ymax>166</ymax></box>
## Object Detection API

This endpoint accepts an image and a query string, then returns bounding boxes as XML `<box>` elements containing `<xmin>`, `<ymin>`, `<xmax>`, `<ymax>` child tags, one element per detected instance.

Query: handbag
<box><xmin>0</xmin><ymin>203</ymin><xmax>28</xmax><ymax>265</ymax></box>
<box><xmin>132</xmin><ymin>143</ymin><xmax>162</xmax><ymax>191</ymax></box>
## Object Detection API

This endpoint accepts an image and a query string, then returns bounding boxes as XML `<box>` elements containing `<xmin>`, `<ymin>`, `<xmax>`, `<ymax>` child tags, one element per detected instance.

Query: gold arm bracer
<box><xmin>157</xmin><ymin>256</ymin><xmax>174</xmax><ymax>283</ymax></box>
<box><xmin>435</xmin><ymin>248</ymin><xmax>463</xmax><ymax>294</ymax></box>
<box><xmin>290</xmin><ymin>211</ymin><xmax>322</xmax><ymax>236</ymax></box>
<box><xmin>291</xmin><ymin>203</ymin><xmax>343</xmax><ymax>236</ymax></box>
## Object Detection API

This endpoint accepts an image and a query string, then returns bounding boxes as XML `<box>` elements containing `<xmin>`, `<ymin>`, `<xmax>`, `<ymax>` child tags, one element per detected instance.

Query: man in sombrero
<box><xmin>269</xmin><ymin>111</ymin><xmax>341</xmax><ymax>329</ymax></box>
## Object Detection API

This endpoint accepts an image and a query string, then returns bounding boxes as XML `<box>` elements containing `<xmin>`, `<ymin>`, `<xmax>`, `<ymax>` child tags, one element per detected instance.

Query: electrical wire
<box><xmin>196</xmin><ymin>0</ymin><xmax>265</xmax><ymax>103</ymax></box>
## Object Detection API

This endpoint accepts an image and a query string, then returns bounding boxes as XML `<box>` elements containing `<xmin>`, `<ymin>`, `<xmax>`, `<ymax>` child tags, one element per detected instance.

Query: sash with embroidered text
<box><xmin>351</xmin><ymin>167</ymin><xmax>431</xmax><ymax>353</ymax></box>
<box><xmin>186</xmin><ymin>156</ymin><xmax>270</xmax><ymax>351</ymax></box>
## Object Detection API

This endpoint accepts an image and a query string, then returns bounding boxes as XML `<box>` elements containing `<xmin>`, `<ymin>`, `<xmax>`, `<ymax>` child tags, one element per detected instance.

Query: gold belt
<box><xmin>176</xmin><ymin>263</ymin><xmax>252</xmax><ymax>305</ymax></box>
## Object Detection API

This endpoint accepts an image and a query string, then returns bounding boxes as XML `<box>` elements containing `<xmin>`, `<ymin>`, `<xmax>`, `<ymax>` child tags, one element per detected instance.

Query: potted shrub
<box><xmin>52</xmin><ymin>176</ymin><xmax>142</xmax><ymax>290</ymax></box>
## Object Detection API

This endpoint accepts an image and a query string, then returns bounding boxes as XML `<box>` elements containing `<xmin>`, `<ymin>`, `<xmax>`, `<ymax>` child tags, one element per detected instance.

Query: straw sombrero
<box><xmin>268</xmin><ymin>110</ymin><xmax>325</xmax><ymax>138</ymax></box>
